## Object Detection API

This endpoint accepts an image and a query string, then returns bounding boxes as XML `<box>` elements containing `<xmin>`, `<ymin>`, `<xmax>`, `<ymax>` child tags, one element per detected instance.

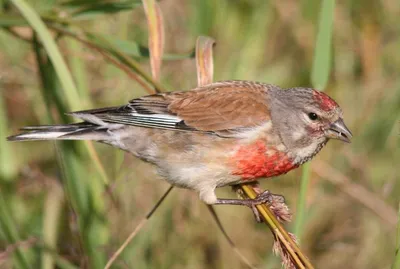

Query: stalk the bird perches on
<box><xmin>8</xmin><ymin>80</ymin><xmax>352</xmax><ymax>212</ymax></box>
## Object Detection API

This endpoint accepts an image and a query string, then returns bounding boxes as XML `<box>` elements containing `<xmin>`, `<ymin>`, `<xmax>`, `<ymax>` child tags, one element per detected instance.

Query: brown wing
<box><xmin>131</xmin><ymin>81</ymin><xmax>273</xmax><ymax>132</ymax></box>
<box><xmin>69</xmin><ymin>81</ymin><xmax>274</xmax><ymax>134</ymax></box>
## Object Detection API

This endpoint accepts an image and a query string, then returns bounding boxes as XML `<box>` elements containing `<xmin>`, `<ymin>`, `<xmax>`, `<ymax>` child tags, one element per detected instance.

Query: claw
<box><xmin>253</xmin><ymin>190</ymin><xmax>273</xmax><ymax>204</ymax></box>
<box><xmin>251</xmin><ymin>205</ymin><xmax>262</xmax><ymax>223</ymax></box>
<box><xmin>248</xmin><ymin>191</ymin><xmax>287</xmax><ymax>223</ymax></box>
<box><xmin>246</xmin><ymin>190</ymin><xmax>273</xmax><ymax>222</ymax></box>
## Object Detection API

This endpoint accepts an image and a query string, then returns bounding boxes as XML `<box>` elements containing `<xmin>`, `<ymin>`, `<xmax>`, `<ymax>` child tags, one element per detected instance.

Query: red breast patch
<box><xmin>231</xmin><ymin>140</ymin><xmax>298</xmax><ymax>180</ymax></box>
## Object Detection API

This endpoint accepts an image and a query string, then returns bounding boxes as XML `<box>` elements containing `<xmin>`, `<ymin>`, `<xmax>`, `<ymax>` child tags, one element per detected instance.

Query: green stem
<box><xmin>295</xmin><ymin>0</ymin><xmax>335</xmax><ymax>240</ymax></box>
<box><xmin>294</xmin><ymin>163</ymin><xmax>310</xmax><ymax>237</ymax></box>
<box><xmin>392</xmin><ymin>202</ymin><xmax>400</xmax><ymax>269</ymax></box>
<box><xmin>11</xmin><ymin>0</ymin><xmax>82</xmax><ymax>111</ymax></box>
<box><xmin>0</xmin><ymin>192</ymin><xmax>32</xmax><ymax>269</ymax></box>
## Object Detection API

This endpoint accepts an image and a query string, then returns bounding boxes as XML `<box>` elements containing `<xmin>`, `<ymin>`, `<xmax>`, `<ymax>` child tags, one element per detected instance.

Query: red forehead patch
<box><xmin>312</xmin><ymin>90</ymin><xmax>338</xmax><ymax>111</ymax></box>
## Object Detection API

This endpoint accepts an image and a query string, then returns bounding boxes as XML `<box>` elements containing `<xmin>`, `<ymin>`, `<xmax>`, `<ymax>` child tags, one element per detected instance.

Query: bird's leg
<box><xmin>213</xmin><ymin>190</ymin><xmax>273</xmax><ymax>206</ymax></box>
<box><xmin>199</xmin><ymin>184</ymin><xmax>285</xmax><ymax>222</ymax></box>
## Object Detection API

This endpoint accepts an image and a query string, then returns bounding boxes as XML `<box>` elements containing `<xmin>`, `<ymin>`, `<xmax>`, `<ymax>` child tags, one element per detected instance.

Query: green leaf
<box><xmin>93</xmin><ymin>34</ymin><xmax>194</xmax><ymax>60</ymax></box>
<box><xmin>311</xmin><ymin>0</ymin><xmax>335</xmax><ymax>90</ymax></box>
<box><xmin>0</xmin><ymin>192</ymin><xmax>32</xmax><ymax>269</ymax></box>
<box><xmin>86</xmin><ymin>32</ymin><xmax>166</xmax><ymax>92</ymax></box>
<box><xmin>64</xmin><ymin>0</ymin><xmax>141</xmax><ymax>20</ymax></box>
<box><xmin>0</xmin><ymin>15</ymin><xmax>27</xmax><ymax>26</ymax></box>
<box><xmin>0</xmin><ymin>86</ymin><xmax>17</xmax><ymax>181</ymax></box>
<box><xmin>392</xmin><ymin>202</ymin><xmax>400</xmax><ymax>269</ymax></box>
<box><xmin>11</xmin><ymin>0</ymin><xmax>82</xmax><ymax>111</ymax></box>
<box><xmin>61</xmin><ymin>0</ymin><xmax>138</xmax><ymax>7</ymax></box>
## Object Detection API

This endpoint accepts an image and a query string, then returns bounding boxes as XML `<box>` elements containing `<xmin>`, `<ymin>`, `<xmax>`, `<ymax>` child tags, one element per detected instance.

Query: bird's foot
<box><xmin>249</xmin><ymin>190</ymin><xmax>274</xmax><ymax>222</ymax></box>
<box><xmin>232</xmin><ymin>186</ymin><xmax>287</xmax><ymax>222</ymax></box>
<box><xmin>213</xmin><ymin>190</ymin><xmax>277</xmax><ymax>222</ymax></box>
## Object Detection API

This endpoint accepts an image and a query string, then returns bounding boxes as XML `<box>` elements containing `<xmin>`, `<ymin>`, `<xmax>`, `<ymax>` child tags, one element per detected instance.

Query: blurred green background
<box><xmin>0</xmin><ymin>0</ymin><xmax>399</xmax><ymax>268</ymax></box>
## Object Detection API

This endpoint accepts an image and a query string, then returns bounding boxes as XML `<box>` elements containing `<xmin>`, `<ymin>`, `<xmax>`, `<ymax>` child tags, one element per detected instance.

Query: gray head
<box><xmin>269</xmin><ymin>87</ymin><xmax>352</xmax><ymax>163</ymax></box>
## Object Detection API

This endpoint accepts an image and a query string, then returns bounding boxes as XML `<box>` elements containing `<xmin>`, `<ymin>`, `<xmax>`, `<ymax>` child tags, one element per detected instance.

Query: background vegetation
<box><xmin>0</xmin><ymin>0</ymin><xmax>399</xmax><ymax>268</ymax></box>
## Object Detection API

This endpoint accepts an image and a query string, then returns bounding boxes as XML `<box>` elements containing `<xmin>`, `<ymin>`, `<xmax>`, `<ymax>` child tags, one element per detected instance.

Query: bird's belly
<box><xmin>158</xmin><ymin>161</ymin><xmax>241</xmax><ymax>189</ymax></box>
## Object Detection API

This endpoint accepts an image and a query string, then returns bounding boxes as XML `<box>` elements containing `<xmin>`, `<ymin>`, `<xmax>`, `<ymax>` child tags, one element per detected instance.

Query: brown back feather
<box><xmin>131</xmin><ymin>81</ymin><xmax>274</xmax><ymax>132</ymax></box>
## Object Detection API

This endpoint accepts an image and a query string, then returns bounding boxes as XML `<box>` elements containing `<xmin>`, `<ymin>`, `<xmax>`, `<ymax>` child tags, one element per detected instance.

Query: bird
<box><xmin>8</xmin><ymin>80</ymin><xmax>352</xmax><ymax>209</ymax></box>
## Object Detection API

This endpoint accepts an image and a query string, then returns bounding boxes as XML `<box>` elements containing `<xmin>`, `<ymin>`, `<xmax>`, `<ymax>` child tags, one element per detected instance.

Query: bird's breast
<box><xmin>230</xmin><ymin>140</ymin><xmax>298</xmax><ymax>180</ymax></box>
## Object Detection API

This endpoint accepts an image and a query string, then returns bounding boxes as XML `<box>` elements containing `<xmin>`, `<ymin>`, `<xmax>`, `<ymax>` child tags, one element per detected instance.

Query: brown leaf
<box><xmin>195</xmin><ymin>36</ymin><xmax>216</xmax><ymax>86</ymax></box>
<box><xmin>142</xmin><ymin>0</ymin><xmax>165</xmax><ymax>81</ymax></box>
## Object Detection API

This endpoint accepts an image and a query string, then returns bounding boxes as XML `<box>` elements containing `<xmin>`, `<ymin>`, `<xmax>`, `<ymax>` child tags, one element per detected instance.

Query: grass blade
<box><xmin>33</xmin><ymin>31</ymin><xmax>108</xmax><ymax>269</ymax></box>
<box><xmin>38</xmin><ymin>243</ymin><xmax>79</xmax><ymax>269</ymax></box>
<box><xmin>66</xmin><ymin>0</ymin><xmax>142</xmax><ymax>20</ymax></box>
<box><xmin>294</xmin><ymin>161</ymin><xmax>311</xmax><ymax>238</ymax></box>
<box><xmin>41</xmin><ymin>184</ymin><xmax>64</xmax><ymax>269</ymax></box>
<box><xmin>14</xmin><ymin>3</ymin><xmax>111</xmax><ymax>252</ymax></box>
<box><xmin>142</xmin><ymin>0</ymin><xmax>164</xmax><ymax>82</ymax></box>
<box><xmin>11</xmin><ymin>0</ymin><xmax>82</xmax><ymax>111</ymax></box>
<box><xmin>104</xmin><ymin>186</ymin><xmax>174</xmax><ymax>269</ymax></box>
<box><xmin>206</xmin><ymin>205</ymin><xmax>256</xmax><ymax>269</ymax></box>
<box><xmin>393</xmin><ymin>202</ymin><xmax>400</xmax><ymax>269</ymax></box>
<box><xmin>295</xmin><ymin>0</ymin><xmax>336</xmax><ymax>239</ymax></box>
<box><xmin>0</xmin><ymin>88</ymin><xmax>17</xmax><ymax>181</ymax></box>
<box><xmin>87</xmin><ymin>32</ymin><xmax>166</xmax><ymax>92</ymax></box>
<box><xmin>311</xmin><ymin>0</ymin><xmax>335</xmax><ymax>90</ymax></box>
<box><xmin>0</xmin><ymin>14</ymin><xmax>27</xmax><ymax>26</ymax></box>
<box><xmin>67</xmin><ymin>34</ymin><xmax>91</xmax><ymax>102</ymax></box>
<box><xmin>0</xmin><ymin>192</ymin><xmax>32</xmax><ymax>269</ymax></box>
<box><xmin>195</xmin><ymin>36</ymin><xmax>215</xmax><ymax>86</ymax></box>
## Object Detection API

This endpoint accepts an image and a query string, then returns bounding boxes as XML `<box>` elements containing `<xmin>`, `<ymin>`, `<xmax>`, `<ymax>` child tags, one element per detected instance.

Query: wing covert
<box><xmin>70</xmin><ymin>81</ymin><xmax>274</xmax><ymax>134</ymax></box>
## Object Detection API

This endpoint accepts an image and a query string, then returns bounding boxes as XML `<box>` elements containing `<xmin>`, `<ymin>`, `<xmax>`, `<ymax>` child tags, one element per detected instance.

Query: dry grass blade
<box><xmin>93</xmin><ymin>33</ymin><xmax>166</xmax><ymax>93</ymax></box>
<box><xmin>91</xmin><ymin>49</ymin><xmax>155</xmax><ymax>94</ymax></box>
<box><xmin>0</xmin><ymin>237</ymin><xmax>37</xmax><ymax>266</ymax></box>
<box><xmin>5</xmin><ymin>27</ymin><xmax>156</xmax><ymax>95</ymax></box>
<box><xmin>196</xmin><ymin>36</ymin><xmax>215</xmax><ymax>86</ymax></box>
<box><xmin>52</xmin><ymin>26</ymin><xmax>157</xmax><ymax>94</ymax></box>
<box><xmin>104</xmin><ymin>186</ymin><xmax>173</xmax><ymax>269</ymax></box>
<box><xmin>240</xmin><ymin>185</ymin><xmax>314</xmax><ymax>269</ymax></box>
<box><xmin>142</xmin><ymin>0</ymin><xmax>165</xmax><ymax>82</ymax></box>
<box><xmin>206</xmin><ymin>205</ymin><xmax>256</xmax><ymax>269</ymax></box>
<box><xmin>313</xmin><ymin>160</ymin><xmax>397</xmax><ymax>228</ymax></box>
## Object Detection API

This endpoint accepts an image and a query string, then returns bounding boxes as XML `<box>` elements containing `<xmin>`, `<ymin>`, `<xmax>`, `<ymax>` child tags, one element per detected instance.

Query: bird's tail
<box><xmin>7</xmin><ymin>122</ymin><xmax>110</xmax><ymax>142</ymax></box>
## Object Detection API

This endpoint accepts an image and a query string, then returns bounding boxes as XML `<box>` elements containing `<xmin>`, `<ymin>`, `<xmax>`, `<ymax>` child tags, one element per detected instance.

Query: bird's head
<box><xmin>270</xmin><ymin>87</ymin><xmax>352</xmax><ymax>163</ymax></box>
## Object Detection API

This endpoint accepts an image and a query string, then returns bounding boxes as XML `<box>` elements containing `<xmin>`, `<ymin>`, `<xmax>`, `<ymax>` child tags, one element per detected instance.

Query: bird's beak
<box><xmin>325</xmin><ymin>118</ymin><xmax>352</xmax><ymax>143</ymax></box>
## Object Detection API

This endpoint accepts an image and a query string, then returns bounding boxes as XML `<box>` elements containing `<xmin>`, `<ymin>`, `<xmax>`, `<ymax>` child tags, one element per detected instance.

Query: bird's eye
<box><xmin>308</xmin><ymin>112</ymin><xmax>319</xmax><ymax>121</ymax></box>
